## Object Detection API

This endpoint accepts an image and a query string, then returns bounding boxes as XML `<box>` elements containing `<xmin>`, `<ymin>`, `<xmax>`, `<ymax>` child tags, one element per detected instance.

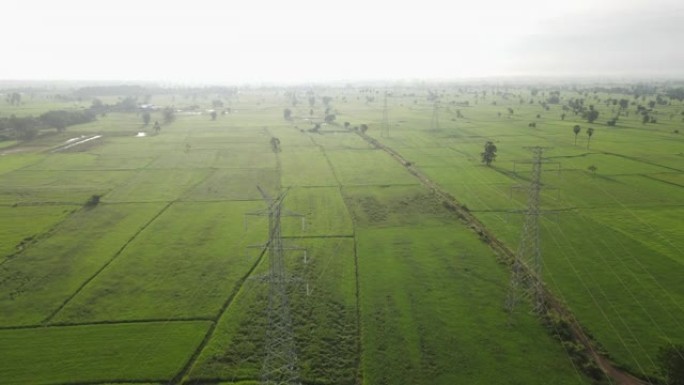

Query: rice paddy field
<box><xmin>0</xmin><ymin>84</ymin><xmax>682</xmax><ymax>384</ymax></box>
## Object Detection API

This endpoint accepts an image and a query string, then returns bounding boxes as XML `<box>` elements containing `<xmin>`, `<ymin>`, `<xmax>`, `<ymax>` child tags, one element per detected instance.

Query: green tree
<box><xmin>142</xmin><ymin>111</ymin><xmax>151</xmax><ymax>126</ymax></box>
<box><xmin>618</xmin><ymin>98</ymin><xmax>629</xmax><ymax>110</ymax></box>
<box><xmin>587</xmin><ymin>164</ymin><xmax>597</xmax><ymax>176</ymax></box>
<box><xmin>573</xmin><ymin>125</ymin><xmax>581</xmax><ymax>145</ymax></box>
<box><xmin>658</xmin><ymin>344</ymin><xmax>684</xmax><ymax>385</ymax></box>
<box><xmin>586</xmin><ymin>106</ymin><xmax>599</xmax><ymax>123</ymax></box>
<box><xmin>481</xmin><ymin>141</ymin><xmax>497</xmax><ymax>166</ymax></box>
<box><xmin>162</xmin><ymin>107</ymin><xmax>176</xmax><ymax>124</ymax></box>
<box><xmin>283</xmin><ymin>108</ymin><xmax>292</xmax><ymax>120</ymax></box>
<box><xmin>210</xmin><ymin>111</ymin><xmax>217</xmax><ymax>121</ymax></box>
<box><xmin>586</xmin><ymin>127</ymin><xmax>594</xmax><ymax>149</ymax></box>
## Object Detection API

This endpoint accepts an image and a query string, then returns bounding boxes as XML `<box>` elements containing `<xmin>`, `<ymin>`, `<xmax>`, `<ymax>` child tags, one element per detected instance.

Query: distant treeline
<box><xmin>0</xmin><ymin>109</ymin><xmax>96</xmax><ymax>141</ymax></box>
<box><xmin>74</xmin><ymin>85</ymin><xmax>152</xmax><ymax>97</ymax></box>
<box><xmin>73</xmin><ymin>85</ymin><xmax>239</xmax><ymax>98</ymax></box>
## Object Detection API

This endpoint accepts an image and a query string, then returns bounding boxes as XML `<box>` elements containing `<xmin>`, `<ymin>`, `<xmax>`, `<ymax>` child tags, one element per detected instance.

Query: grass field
<box><xmin>0</xmin><ymin>84</ymin><xmax>681</xmax><ymax>384</ymax></box>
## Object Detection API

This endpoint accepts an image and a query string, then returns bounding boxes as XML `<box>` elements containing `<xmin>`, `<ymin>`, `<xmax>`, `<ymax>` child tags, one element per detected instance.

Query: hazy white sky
<box><xmin>2</xmin><ymin>0</ymin><xmax>683</xmax><ymax>83</ymax></box>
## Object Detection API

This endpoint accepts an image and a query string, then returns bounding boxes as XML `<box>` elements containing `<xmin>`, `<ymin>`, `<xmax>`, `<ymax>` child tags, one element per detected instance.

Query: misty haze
<box><xmin>1</xmin><ymin>1</ymin><xmax>683</xmax><ymax>385</ymax></box>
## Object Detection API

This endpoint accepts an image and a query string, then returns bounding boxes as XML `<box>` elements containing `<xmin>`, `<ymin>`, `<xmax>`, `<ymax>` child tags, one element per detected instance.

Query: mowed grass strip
<box><xmin>0</xmin><ymin>205</ymin><xmax>73</xmax><ymax>262</ymax></box>
<box><xmin>53</xmin><ymin>201</ymin><xmax>265</xmax><ymax>323</ymax></box>
<box><xmin>0</xmin><ymin>321</ymin><xmax>210</xmax><ymax>385</ymax></box>
<box><xmin>357</xmin><ymin>225</ymin><xmax>588</xmax><ymax>385</ymax></box>
<box><xmin>0</xmin><ymin>203</ymin><xmax>165</xmax><ymax>326</ymax></box>
<box><xmin>189</xmin><ymin>237</ymin><xmax>358</xmax><ymax>385</ymax></box>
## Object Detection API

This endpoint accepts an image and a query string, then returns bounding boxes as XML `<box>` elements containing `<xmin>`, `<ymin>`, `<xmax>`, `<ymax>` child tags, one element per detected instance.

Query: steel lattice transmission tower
<box><xmin>381</xmin><ymin>90</ymin><xmax>390</xmax><ymax>137</ymax></box>
<box><xmin>247</xmin><ymin>186</ymin><xmax>304</xmax><ymax>385</ymax></box>
<box><xmin>506</xmin><ymin>146</ymin><xmax>546</xmax><ymax>315</ymax></box>
<box><xmin>430</xmin><ymin>101</ymin><xmax>440</xmax><ymax>130</ymax></box>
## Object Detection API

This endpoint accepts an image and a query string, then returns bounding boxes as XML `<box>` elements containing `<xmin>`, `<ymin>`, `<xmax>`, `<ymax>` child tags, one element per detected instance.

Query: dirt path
<box><xmin>354</xmin><ymin>130</ymin><xmax>647</xmax><ymax>385</ymax></box>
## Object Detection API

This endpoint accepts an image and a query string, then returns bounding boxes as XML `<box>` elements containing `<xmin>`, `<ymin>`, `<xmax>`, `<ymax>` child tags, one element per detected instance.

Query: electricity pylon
<box><xmin>506</xmin><ymin>147</ymin><xmax>554</xmax><ymax>316</ymax></box>
<box><xmin>430</xmin><ymin>101</ymin><xmax>440</xmax><ymax>130</ymax></box>
<box><xmin>381</xmin><ymin>90</ymin><xmax>390</xmax><ymax>137</ymax></box>
<box><xmin>246</xmin><ymin>186</ymin><xmax>305</xmax><ymax>385</ymax></box>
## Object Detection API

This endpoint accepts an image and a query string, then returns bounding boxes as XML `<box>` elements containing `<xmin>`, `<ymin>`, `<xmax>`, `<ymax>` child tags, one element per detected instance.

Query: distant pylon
<box><xmin>381</xmin><ymin>90</ymin><xmax>390</xmax><ymax>137</ymax></box>
<box><xmin>430</xmin><ymin>101</ymin><xmax>440</xmax><ymax>130</ymax></box>
<box><xmin>506</xmin><ymin>146</ymin><xmax>546</xmax><ymax>316</ymax></box>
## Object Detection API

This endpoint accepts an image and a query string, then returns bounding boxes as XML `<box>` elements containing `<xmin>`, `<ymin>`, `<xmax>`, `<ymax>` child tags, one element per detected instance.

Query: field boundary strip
<box><xmin>0</xmin><ymin>317</ymin><xmax>213</xmax><ymax>331</ymax></box>
<box><xmin>353</xmin><ymin>130</ymin><xmax>648</xmax><ymax>385</ymax></box>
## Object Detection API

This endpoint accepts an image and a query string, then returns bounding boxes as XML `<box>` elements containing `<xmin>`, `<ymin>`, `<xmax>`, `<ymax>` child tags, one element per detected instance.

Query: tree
<box><xmin>91</xmin><ymin>98</ymin><xmax>104</xmax><ymax>109</ymax></box>
<box><xmin>586</xmin><ymin>127</ymin><xmax>594</xmax><ymax>149</ymax></box>
<box><xmin>586</xmin><ymin>106</ymin><xmax>599</xmax><ymax>123</ymax></box>
<box><xmin>153</xmin><ymin>121</ymin><xmax>161</xmax><ymax>133</ymax></box>
<box><xmin>7</xmin><ymin>92</ymin><xmax>21</xmax><ymax>105</ymax></box>
<box><xmin>573</xmin><ymin>125</ymin><xmax>581</xmax><ymax>145</ymax></box>
<box><xmin>587</xmin><ymin>165</ymin><xmax>597</xmax><ymax>176</ymax></box>
<box><xmin>481</xmin><ymin>141</ymin><xmax>497</xmax><ymax>166</ymax></box>
<box><xmin>142</xmin><ymin>111</ymin><xmax>151</xmax><ymax>126</ymax></box>
<box><xmin>561</xmin><ymin>113</ymin><xmax>566</xmax><ymax>120</ymax></box>
<box><xmin>642</xmin><ymin>113</ymin><xmax>652</xmax><ymax>124</ymax></box>
<box><xmin>619</xmin><ymin>99</ymin><xmax>629</xmax><ymax>110</ymax></box>
<box><xmin>324</xmin><ymin>113</ymin><xmax>336</xmax><ymax>123</ymax></box>
<box><xmin>210</xmin><ymin>111</ymin><xmax>217</xmax><ymax>121</ymax></box>
<box><xmin>658</xmin><ymin>344</ymin><xmax>684</xmax><ymax>385</ymax></box>
<box><xmin>162</xmin><ymin>107</ymin><xmax>176</xmax><ymax>124</ymax></box>
<box><xmin>283</xmin><ymin>108</ymin><xmax>292</xmax><ymax>120</ymax></box>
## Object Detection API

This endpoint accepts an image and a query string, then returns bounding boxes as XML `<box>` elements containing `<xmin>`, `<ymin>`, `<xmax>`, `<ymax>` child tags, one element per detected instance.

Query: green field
<box><xmin>0</xmin><ymin>83</ymin><xmax>682</xmax><ymax>384</ymax></box>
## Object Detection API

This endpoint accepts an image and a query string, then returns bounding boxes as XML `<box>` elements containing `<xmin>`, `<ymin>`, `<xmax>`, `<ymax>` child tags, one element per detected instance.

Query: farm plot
<box><xmin>104</xmin><ymin>169</ymin><xmax>211</xmax><ymax>203</ymax></box>
<box><xmin>188</xmin><ymin>237</ymin><xmax>357</xmax><ymax>385</ymax></box>
<box><xmin>0</xmin><ymin>203</ymin><xmax>165</xmax><ymax>326</ymax></box>
<box><xmin>357</xmin><ymin>225</ymin><xmax>587</xmax><ymax>385</ymax></box>
<box><xmin>0</xmin><ymin>169</ymin><xmax>134</xmax><ymax>205</ymax></box>
<box><xmin>540</xmin><ymin>212</ymin><xmax>684</xmax><ymax>379</ymax></box>
<box><xmin>182</xmin><ymin>168</ymin><xmax>279</xmax><ymax>201</ymax></box>
<box><xmin>212</xmin><ymin>146</ymin><xmax>276</xmax><ymax>169</ymax></box>
<box><xmin>0</xmin><ymin>153</ymin><xmax>45</xmax><ymax>175</ymax></box>
<box><xmin>279</xmin><ymin>149</ymin><xmax>338</xmax><ymax>187</ymax></box>
<box><xmin>0</xmin><ymin>321</ymin><xmax>209</xmax><ymax>385</ymax></box>
<box><xmin>0</xmin><ymin>205</ymin><xmax>73</xmax><ymax>263</ymax></box>
<box><xmin>342</xmin><ymin>184</ymin><xmax>457</xmax><ymax>228</ymax></box>
<box><xmin>52</xmin><ymin>201</ymin><xmax>265</xmax><ymax>323</ymax></box>
<box><xmin>589</xmin><ymin>207</ymin><xmax>684</xmax><ymax>264</ymax></box>
<box><xmin>279</xmin><ymin>187</ymin><xmax>354</xmax><ymax>237</ymax></box>
<box><xmin>325</xmin><ymin>149</ymin><xmax>418</xmax><ymax>186</ymax></box>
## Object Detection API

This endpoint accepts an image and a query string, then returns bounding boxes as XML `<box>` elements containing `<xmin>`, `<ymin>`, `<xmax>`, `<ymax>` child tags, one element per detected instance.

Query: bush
<box><xmin>85</xmin><ymin>194</ymin><xmax>101</xmax><ymax>208</ymax></box>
